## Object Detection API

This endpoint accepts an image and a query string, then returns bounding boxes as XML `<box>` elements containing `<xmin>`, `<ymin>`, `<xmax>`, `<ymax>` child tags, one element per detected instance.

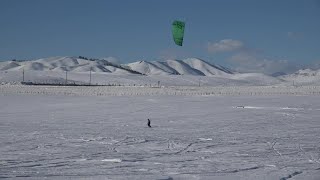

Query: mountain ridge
<box><xmin>0</xmin><ymin>56</ymin><xmax>234</xmax><ymax>77</ymax></box>
<box><xmin>2</xmin><ymin>56</ymin><xmax>320</xmax><ymax>86</ymax></box>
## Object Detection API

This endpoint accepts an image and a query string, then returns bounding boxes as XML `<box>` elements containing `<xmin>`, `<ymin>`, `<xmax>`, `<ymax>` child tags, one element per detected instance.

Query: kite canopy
<box><xmin>172</xmin><ymin>20</ymin><xmax>185</xmax><ymax>46</ymax></box>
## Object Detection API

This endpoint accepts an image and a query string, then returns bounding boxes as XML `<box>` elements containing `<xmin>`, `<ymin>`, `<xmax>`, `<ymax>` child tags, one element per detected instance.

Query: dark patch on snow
<box><xmin>0</xmin><ymin>176</ymin><xmax>10</xmax><ymax>178</ymax></box>
<box><xmin>157</xmin><ymin>176</ymin><xmax>173</xmax><ymax>180</ymax></box>
<box><xmin>220</xmin><ymin>166</ymin><xmax>262</xmax><ymax>174</ymax></box>
<box><xmin>279</xmin><ymin>171</ymin><xmax>303</xmax><ymax>180</ymax></box>
<box><xmin>271</xmin><ymin>72</ymin><xmax>287</xmax><ymax>77</ymax></box>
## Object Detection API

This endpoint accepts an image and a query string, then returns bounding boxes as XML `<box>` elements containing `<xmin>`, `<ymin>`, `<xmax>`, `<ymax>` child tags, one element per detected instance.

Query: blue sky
<box><xmin>1</xmin><ymin>0</ymin><xmax>320</xmax><ymax>73</ymax></box>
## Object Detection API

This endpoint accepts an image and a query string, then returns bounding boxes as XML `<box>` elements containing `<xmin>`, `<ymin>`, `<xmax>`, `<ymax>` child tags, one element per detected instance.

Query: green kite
<box><xmin>172</xmin><ymin>20</ymin><xmax>185</xmax><ymax>46</ymax></box>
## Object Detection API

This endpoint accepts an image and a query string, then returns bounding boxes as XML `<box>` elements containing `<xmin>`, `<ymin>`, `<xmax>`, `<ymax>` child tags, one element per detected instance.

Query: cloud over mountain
<box><xmin>207</xmin><ymin>39</ymin><xmax>244</xmax><ymax>53</ymax></box>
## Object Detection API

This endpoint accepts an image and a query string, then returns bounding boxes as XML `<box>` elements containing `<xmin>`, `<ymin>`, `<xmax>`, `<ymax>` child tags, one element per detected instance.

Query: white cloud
<box><xmin>207</xmin><ymin>39</ymin><xmax>244</xmax><ymax>53</ymax></box>
<box><xmin>207</xmin><ymin>38</ymin><xmax>305</xmax><ymax>74</ymax></box>
<box><xmin>307</xmin><ymin>59</ymin><xmax>320</xmax><ymax>70</ymax></box>
<box><xmin>159</xmin><ymin>48</ymin><xmax>190</xmax><ymax>60</ymax></box>
<box><xmin>287</xmin><ymin>32</ymin><xmax>294</xmax><ymax>37</ymax></box>
<box><xmin>229</xmin><ymin>52</ymin><xmax>300</xmax><ymax>75</ymax></box>
<box><xmin>287</xmin><ymin>31</ymin><xmax>304</xmax><ymax>40</ymax></box>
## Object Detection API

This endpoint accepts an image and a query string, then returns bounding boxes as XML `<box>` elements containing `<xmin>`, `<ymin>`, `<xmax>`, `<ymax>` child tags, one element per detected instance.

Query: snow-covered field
<box><xmin>0</xmin><ymin>70</ymin><xmax>283</xmax><ymax>87</ymax></box>
<box><xmin>1</xmin><ymin>57</ymin><xmax>320</xmax><ymax>179</ymax></box>
<box><xmin>2</xmin><ymin>84</ymin><xmax>320</xmax><ymax>97</ymax></box>
<box><xmin>1</xmin><ymin>94</ymin><xmax>320</xmax><ymax>179</ymax></box>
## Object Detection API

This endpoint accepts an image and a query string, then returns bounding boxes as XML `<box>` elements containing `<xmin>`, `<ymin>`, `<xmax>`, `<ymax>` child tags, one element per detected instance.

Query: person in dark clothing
<box><xmin>147</xmin><ymin>119</ymin><xmax>151</xmax><ymax>128</ymax></box>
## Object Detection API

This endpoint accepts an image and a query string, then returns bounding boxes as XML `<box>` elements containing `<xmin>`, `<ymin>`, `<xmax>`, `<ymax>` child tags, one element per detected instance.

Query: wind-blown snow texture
<box><xmin>1</xmin><ymin>56</ymin><xmax>320</xmax><ymax>179</ymax></box>
<box><xmin>1</xmin><ymin>95</ymin><xmax>320</xmax><ymax>179</ymax></box>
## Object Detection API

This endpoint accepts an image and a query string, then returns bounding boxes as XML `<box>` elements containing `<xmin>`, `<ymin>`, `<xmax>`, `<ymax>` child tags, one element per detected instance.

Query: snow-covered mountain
<box><xmin>0</xmin><ymin>56</ymin><xmax>298</xmax><ymax>86</ymax></box>
<box><xmin>271</xmin><ymin>72</ymin><xmax>287</xmax><ymax>77</ymax></box>
<box><xmin>127</xmin><ymin>58</ymin><xmax>233</xmax><ymax>77</ymax></box>
<box><xmin>0</xmin><ymin>56</ymin><xmax>234</xmax><ymax>77</ymax></box>
<box><xmin>0</xmin><ymin>57</ymin><xmax>143</xmax><ymax>75</ymax></box>
<box><xmin>182</xmin><ymin>58</ymin><xmax>234</xmax><ymax>76</ymax></box>
<box><xmin>279</xmin><ymin>68</ymin><xmax>320</xmax><ymax>85</ymax></box>
<box><xmin>291</xmin><ymin>69</ymin><xmax>320</xmax><ymax>77</ymax></box>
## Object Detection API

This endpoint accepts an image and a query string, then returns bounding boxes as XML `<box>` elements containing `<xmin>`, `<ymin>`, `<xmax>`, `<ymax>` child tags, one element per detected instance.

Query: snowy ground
<box><xmin>0</xmin><ymin>70</ymin><xmax>283</xmax><ymax>87</ymax></box>
<box><xmin>1</xmin><ymin>94</ymin><xmax>320</xmax><ymax>179</ymax></box>
<box><xmin>1</xmin><ymin>84</ymin><xmax>320</xmax><ymax>97</ymax></box>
